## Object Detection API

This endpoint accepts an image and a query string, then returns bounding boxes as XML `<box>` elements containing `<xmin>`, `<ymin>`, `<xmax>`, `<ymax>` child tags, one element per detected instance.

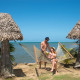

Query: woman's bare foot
<box><xmin>51</xmin><ymin>69</ymin><xmax>53</xmax><ymax>72</ymax></box>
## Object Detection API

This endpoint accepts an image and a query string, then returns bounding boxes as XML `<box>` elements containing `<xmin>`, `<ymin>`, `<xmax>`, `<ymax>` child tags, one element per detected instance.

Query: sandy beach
<box><xmin>4</xmin><ymin>63</ymin><xmax>79</xmax><ymax>80</ymax></box>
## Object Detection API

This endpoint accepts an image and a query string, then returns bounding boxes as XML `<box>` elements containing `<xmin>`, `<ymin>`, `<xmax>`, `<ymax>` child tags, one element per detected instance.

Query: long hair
<box><xmin>50</xmin><ymin>47</ymin><xmax>56</xmax><ymax>54</ymax></box>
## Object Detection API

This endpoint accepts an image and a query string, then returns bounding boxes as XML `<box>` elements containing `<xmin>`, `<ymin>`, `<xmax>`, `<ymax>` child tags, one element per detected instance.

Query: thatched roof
<box><xmin>66</xmin><ymin>20</ymin><xmax>80</xmax><ymax>40</ymax></box>
<box><xmin>0</xmin><ymin>13</ymin><xmax>23</xmax><ymax>41</ymax></box>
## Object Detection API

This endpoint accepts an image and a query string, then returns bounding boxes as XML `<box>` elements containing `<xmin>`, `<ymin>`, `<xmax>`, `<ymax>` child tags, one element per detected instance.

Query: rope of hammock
<box><xmin>14</xmin><ymin>40</ymin><xmax>36</xmax><ymax>61</ymax></box>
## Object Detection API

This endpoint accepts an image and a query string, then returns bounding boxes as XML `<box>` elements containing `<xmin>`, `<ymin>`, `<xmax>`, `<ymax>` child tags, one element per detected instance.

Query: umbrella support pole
<box><xmin>1</xmin><ymin>40</ymin><xmax>15</xmax><ymax>78</ymax></box>
<box><xmin>75</xmin><ymin>40</ymin><xmax>80</xmax><ymax>67</ymax></box>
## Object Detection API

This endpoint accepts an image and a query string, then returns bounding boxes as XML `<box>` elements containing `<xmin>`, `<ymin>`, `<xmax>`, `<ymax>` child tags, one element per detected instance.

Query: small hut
<box><xmin>0</xmin><ymin>13</ymin><xmax>23</xmax><ymax>78</ymax></box>
<box><xmin>66</xmin><ymin>20</ymin><xmax>80</xmax><ymax>67</ymax></box>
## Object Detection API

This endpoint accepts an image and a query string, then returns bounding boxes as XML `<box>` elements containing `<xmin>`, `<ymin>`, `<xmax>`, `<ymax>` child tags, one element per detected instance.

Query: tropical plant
<box><xmin>68</xmin><ymin>48</ymin><xmax>78</xmax><ymax>58</ymax></box>
<box><xmin>61</xmin><ymin>44</ymin><xmax>78</xmax><ymax>65</ymax></box>
<box><xmin>61</xmin><ymin>45</ymin><xmax>78</xmax><ymax>58</ymax></box>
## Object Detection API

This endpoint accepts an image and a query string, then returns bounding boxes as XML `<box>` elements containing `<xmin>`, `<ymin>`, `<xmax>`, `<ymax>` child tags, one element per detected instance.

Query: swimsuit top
<box><xmin>52</xmin><ymin>53</ymin><xmax>55</xmax><ymax>56</ymax></box>
<box><xmin>51</xmin><ymin>52</ymin><xmax>56</xmax><ymax>59</ymax></box>
<box><xmin>49</xmin><ymin>52</ymin><xmax>56</xmax><ymax>57</ymax></box>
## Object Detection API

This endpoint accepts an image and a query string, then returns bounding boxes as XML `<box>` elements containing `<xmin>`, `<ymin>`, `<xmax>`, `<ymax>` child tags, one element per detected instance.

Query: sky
<box><xmin>0</xmin><ymin>0</ymin><xmax>80</xmax><ymax>42</ymax></box>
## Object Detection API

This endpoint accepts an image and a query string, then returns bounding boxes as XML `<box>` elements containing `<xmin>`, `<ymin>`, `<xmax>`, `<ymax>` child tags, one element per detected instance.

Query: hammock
<box><xmin>56</xmin><ymin>42</ymin><xmax>73</xmax><ymax>62</ymax></box>
<box><xmin>33</xmin><ymin>42</ymin><xmax>73</xmax><ymax>63</ymax></box>
<box><xmin>15</xmin><ymin>41</ymin><xmax>73</xmax><ymax>63</ymax></box>
<box><xmin>16</xmin><ymin>42</ymin><xmax>36</xmax><ymax>61</ymax></box>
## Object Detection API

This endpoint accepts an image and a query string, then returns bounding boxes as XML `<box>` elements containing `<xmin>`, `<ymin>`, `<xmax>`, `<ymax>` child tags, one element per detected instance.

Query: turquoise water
<box><xmin>10</xmin><ymin>42</ymin><xmax>77</xmax><ymax>63</ymax></box>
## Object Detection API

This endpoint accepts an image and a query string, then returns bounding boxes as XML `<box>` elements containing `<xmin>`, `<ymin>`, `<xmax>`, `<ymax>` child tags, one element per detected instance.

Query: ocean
<box><xmin>9</xmin><ymin>42</ymin><xmax>77</xmax><ymax>63</ymax></box>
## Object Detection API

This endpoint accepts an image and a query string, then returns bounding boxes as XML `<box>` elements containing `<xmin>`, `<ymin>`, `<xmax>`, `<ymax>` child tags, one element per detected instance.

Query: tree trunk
<box><xmin>1</xmin><ymin>40</ymin><xmax>13</xmax><ymax>78</ymax></box>
<box><xmin>75</xmin><ymin>44</ymin><xmax>80</xmax><ymax>67</ymax></box>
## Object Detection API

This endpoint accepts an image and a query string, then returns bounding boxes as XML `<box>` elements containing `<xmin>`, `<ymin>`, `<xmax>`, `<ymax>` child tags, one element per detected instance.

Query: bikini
<box><xmin>50</xmin><ymin>53</ymin><xmax>56</xmax><ymax>62</ymax></box>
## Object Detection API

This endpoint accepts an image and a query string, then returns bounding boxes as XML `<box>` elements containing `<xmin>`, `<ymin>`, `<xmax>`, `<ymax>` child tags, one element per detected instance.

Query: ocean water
<box><xmin>9</xmin><ymin>42</ymin><xmax>77</xmax><ymax>63</ymax></box>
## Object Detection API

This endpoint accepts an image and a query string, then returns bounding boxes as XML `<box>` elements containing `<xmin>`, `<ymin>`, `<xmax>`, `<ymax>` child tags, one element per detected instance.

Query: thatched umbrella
<box><xmin>0</xmin><ymin>13</ymin><xmax>23</xmax><ymax>78</ymax></box>
<box><xmin>66</xmin><ymin>20</ymin><xmax>80</xmax><ymax>67</ymax></box>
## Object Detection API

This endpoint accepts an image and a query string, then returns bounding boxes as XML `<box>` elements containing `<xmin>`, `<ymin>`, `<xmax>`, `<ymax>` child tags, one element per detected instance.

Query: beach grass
<box><xmin>4</xmin><ymin>78</ymin><xmax>34</xmax><ymax>80</ymax></box>
<box><xmin>4</xmin><ymin>78</ymin><xmax>14</xmax><ymax>80</ymax></box>
<box><xmin>3</xmin><ymin>74</ymin><xmax>80</xmax><ymax>80</ymax></box>
<box><xmin>39</xmin><ymin>74</ymin><xmax>80</xmax><ymax>80</ymax></box>
<box><xmin>39</xmin><ymin>76</ymin><xmax>50</xmax><ymax>80</ymax></box>
<box><xmin>52</xmin><ymin>74</ymin><xmax>80</xmax><ymax>80</ymax></box>
<box><xmin>20</xmin><ymin>78</ymin><xmax>34</xmax><ymax>80</ymax></box>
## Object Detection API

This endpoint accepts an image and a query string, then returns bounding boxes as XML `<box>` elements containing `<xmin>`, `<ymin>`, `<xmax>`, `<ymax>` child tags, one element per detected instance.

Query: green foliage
<box><xmin>4</xmin><ymin>78</ymin><xmax>14</xmax><ymax>80</ymax></box>
<box><xmin>20</xmin><ymin>78</ymin><xmax>34</xmax><ymax>80</ymax></box>
<box><xmin>61</xmin><ymin>44</ymin><xmax>78</xmax><ymax>65</ymax></box>
<box><xmin>68</xmin><ymin>48</ymin><xmax>78</xmax><ymax>58</ymax></box>
<box><xmin>9</xmin><ymin>43</ymin><xmax>15</xmax><ymax>52</ymax></box>
<box><xmin>61</xmin><ymin>44</ymin><xmax>78</xmax><ymax>58</ymax></box>
<box><xmin>63</xmin><ymin>59</ymin><xmax>70</xmax><ymax>64</ymax></box>
<box><xmin>9</xmin><ymin>43</ymin><xmax>15</xmax><ymax>61</ymax></box>
<box><xmin>39</xmin><ymin>76</ymin><xmax>50</xmax><ymax>80</ymax></box>
<box><xmin>10</xmin><ymin>54</ymin><xmax>15</xmax><ymax>61</ymax></box>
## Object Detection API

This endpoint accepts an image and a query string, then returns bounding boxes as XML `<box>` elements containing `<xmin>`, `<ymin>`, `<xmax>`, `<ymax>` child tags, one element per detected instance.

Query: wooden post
<box><xmin>74</xmin><ymin>40</ymin><xmax>80</xmax><ymax>67</ymax></box>
<box><xmin>76</xmin><ymin>43</ymin><xmax>80</xmax><ymax>63</ymax></box>
<box><xmin>1</xmin><ymin>40</ymin><xmax>13</xmax><ymax>78</ymax></box>
<box><xmin>33</xmin><ymin>45</ymin><xmax>38</xmax><ymax>63</ymax></box>
<box><xmin>59</xmin><ymin>42</ymin><xmax>74</xmax><ymax>58</ymax></box>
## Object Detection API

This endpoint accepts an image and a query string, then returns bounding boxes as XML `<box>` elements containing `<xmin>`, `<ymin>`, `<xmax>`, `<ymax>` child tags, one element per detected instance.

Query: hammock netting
<box><xmin>15</xmin><ymin>42</ymin><xmax>74</xmax><ymax>63</ymax></box>
<box><xmin>56</xmin><ymin>43</ymin><xmax>71</xmax><ymax>62</ymax></box>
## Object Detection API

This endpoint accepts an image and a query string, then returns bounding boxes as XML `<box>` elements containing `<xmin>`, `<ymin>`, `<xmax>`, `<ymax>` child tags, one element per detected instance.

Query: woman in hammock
<box><xmin>48</xmin><ymin>47</ymin><xmax>58</xmax><ymax>74</ymax></box>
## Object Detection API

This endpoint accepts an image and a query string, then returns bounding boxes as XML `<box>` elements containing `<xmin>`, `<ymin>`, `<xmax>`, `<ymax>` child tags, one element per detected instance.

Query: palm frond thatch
<box><xmin>66</xmin><ymin>20</ymin><xmax>80</xmax><ymax>40</ymax></box>
<box><xmin>0</xmin><ymin>13</ymin><xmax>23</xmax><ymax>41</ymax></box>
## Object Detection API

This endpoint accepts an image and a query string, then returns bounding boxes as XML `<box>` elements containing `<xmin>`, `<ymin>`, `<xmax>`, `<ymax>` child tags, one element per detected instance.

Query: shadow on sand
<box><xmin>13</xmin><ymin>69</ymin><xmax>26</xmax><ymax>77</ymax></box>
<box><xmin>41</xmin><ymin>67</ymin><xmax>51</xmax><ymax>71</ymax></box>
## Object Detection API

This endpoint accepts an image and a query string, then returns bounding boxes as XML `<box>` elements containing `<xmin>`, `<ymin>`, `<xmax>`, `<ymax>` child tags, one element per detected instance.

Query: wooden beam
<box><xmin>59</xmin><ymin>42</ymin><xmax>74</xmax><ymax>58</ymax></box>
<box><xmin>33</xmin><ymin>45</ymin><xmax>38</xmax><ymax>63</ymax></box>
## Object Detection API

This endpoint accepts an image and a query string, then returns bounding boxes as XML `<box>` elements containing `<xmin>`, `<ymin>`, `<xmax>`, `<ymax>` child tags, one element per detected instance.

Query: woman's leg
<box><xmin>54</xmin><ymin>62</ymin><xmax>58</xmax><ymax>74</ymax></box>
<box><xmin>51</xmin><ymin>61</ymin><xmax>53</xmax><ymax>71</ymax></box>
<box><xmin>51</xmin><ymin>59</ymin><xmax>55</xmax><ymax>71</ymax></box>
